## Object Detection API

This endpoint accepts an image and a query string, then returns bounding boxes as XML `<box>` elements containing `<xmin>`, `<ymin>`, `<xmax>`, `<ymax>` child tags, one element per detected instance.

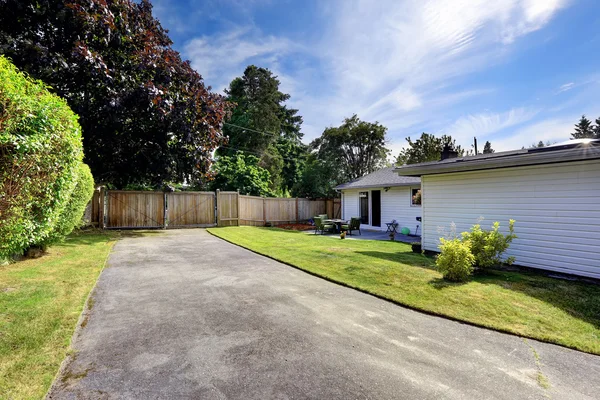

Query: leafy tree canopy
<box><xmin>396</xmin><ymin>133</ymin><xmax>465</xmax><ymax>165</ymax></box>
<box><xmin>292</xmin><ymin>154</ymin><xmax>339</xmax><ymax>199</ymax></box>
<box><xmin>594</xmin><ymin>117</ymin><xmax>600</xmax><ymax>139</ymax></box>
<box><xmin>311</xmin><ymin>115</ymin><xmax>390</xmax><ymax>182</ymax></box>
<box><xmin>0</xmin><ymin>0</ymin><xmax>230</xmax><ymax>188</ymax></box>
<box><xmin>209</xmin><ymin>153</ymin><xmax>274</xmax><ymax>197</ymax></box>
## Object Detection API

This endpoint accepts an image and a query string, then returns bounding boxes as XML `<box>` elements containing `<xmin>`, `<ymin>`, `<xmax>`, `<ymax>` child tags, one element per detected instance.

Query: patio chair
<box><xmin>341</xmin><ymin>217</ymin><xmax>361</xmax><ymax>235</ymax></box>
<box><xmin>314</xmin><ymin>216</ymin><xmax>334</xmax><ymax>235</ymax></box>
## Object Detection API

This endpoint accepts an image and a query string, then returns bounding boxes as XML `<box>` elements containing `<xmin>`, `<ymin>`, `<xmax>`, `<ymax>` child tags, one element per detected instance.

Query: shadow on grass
<box><xmin>428</xmin><ymin>277</ymin><xmax>470</xmax><ymax>289</ymax></box>
<box><xmin>358</xmin><ymin>247</ymin><xmax>600</xmax><ymax>330</ymax></box>
<box><xmin>432</xmin><ymin>267</ymin><xmax>600</xmax><ymax>330</ymax></box>
<box><xmin>58</xmin><ymin>229</ymin><xmax>164</xmax><ymax>248</ymax></box>
<box><xmin>481</xmin><ymin>269</ymin><xmax>600</xmax><ymax>330</ymax></box>
<box><xmin>355</xmin><ymin>250</ymin><xmax>435</xmax><ymax>270</ymax></box>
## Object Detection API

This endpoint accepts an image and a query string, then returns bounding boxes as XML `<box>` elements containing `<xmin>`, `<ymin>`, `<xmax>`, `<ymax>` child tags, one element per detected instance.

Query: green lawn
<box><xmin>0</xmin><ymin>231</ymin><xmax>117</xmax><ymax>400</ymax></box>
<box><xmin>208</xmin><ymin>226</ymin><xmax>600</xmax><ymax>355</ymax></box>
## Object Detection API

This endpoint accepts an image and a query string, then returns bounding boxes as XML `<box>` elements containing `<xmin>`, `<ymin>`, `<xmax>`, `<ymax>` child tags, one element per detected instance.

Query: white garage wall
<box><xmin>422</xmin><ymin>159</ymin><xmax>600</xmax><ymax>279</ymax></box>
<box><xmin>341</xmin><ymin>187</ymin><xmax>422</xmax><ymax>233</ymax></box>
<box><xmin>342</xmin><ymin>189</ymin><xmax>359</xmax><ymax>221</ymax></box>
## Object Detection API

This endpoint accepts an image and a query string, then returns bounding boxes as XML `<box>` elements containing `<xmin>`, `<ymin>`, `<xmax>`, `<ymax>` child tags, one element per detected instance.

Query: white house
<box><xmin>395</xmin><ymin>139</ymin><xmax>600</xmax><ymax>279</ymax></box>
<box><xmin>335</xmin><ymin>167</ymin><xmax>422</xmax><ymax>234</ymax></box>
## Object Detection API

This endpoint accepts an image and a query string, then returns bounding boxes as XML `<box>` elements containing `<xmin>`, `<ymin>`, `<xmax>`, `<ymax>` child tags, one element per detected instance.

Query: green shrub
<box><xmin>461</xmin><ymin>219</ymin><xmax>517</xmax><ymax>268</ymax></box>
<box><xmin>436</xmin><ymin>238</ymin><xmax>475</xmax><ymax>282</ymax></box>
<box><xmin>43</xmin><ymin>163</ymin><xmax>95</xmax><ymax>245</ymax></box>
<box><xmin>0</xmin><ymin>56</ymin><xmax>84</xmax><ymax>258</ymax></box>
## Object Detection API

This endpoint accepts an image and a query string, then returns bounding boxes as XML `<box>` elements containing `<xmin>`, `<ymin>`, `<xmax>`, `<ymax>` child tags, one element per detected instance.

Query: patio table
<box><xmin>324</xmin><ymin>219</ymin><xmax>348</xmax><ymax>233</ymax></box>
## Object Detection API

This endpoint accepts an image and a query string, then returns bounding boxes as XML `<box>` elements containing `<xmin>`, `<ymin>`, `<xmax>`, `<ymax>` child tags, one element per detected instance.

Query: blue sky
<box><xmin>152</xmin><ymin>0</ymin><xmax>600</xmax><ymax>155</ymax></box>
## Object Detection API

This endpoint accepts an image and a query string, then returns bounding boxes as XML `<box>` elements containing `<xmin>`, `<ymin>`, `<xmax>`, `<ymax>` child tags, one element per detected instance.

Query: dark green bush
<box><xmin>0</xmin><ymin>56</ymin><xmax>85</xmax><ymax>258</ymax></box>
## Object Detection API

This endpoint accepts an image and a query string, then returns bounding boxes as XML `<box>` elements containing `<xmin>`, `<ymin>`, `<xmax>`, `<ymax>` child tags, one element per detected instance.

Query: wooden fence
<box><xmin>167</xmin><ymin>192</ymin><xmax>215</xmax><ymax>228</ymax></box>
<box><xmin>90</xmin><ymin>188</ymin><xmax>339</xmax><ymax>229</ymax></box>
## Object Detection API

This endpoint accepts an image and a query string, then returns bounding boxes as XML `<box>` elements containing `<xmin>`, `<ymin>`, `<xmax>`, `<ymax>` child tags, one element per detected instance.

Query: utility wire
<box><xmin>217</xmin><ymin>144</ymin><xmax>300</xmax><ymax>162</ymax></box>
<box><xmin>223</xmin><ymin>122</ymin><xmax>284</xmax><ymax>138</ymax></box>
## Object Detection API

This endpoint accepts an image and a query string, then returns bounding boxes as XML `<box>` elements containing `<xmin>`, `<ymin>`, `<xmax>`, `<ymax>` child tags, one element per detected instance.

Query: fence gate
<box><xmin>166</xmin><ymin>191</ymin><xmax>216</xmax><ymax>228</ymax></box>
<box><xmin>105</xmin><ymin>190</ymin><xmax>165</xmax><ymax>229</ymax></box>
<box><xmin>216</xmin><ymin>190</ymin><xmax>239</xmax><ymax>227</ymax></box>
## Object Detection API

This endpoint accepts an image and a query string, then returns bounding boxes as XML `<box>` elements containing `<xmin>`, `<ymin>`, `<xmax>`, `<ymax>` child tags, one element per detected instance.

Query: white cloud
<box><xmin>445</xmin><ymin>107</ymin><xmax>539</xmax><ymax>143</ymax></box>
<box><xmin>321</xmin><ymin>0</ymin><xmax>568</xmax><ymax>106</ymax></box>
<box><xmin>176</xmin><ymin>0</ymin><xmax>570</xmax><ymax>147</ymax></box>
<box><xmin>557</xmin><ymin>82</ymin><xmax>575</xmax><ymax>93</ymax></box>
<box><xmin>183</xmin><ymin>27</ymin><xmax>299</xmax><ymax>91</ymax></box>
<box><xmin>491</xmin><ymin>117</ymin><xmax>574</xmax><ymax>151</ymax></box>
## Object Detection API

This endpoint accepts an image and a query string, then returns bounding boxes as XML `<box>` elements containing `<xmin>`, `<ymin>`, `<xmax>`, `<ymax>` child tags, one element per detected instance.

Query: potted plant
<box><xmin>411</xmin><ymin>242</ymin><xmax>422</xmax><ymax>253</ymax></box>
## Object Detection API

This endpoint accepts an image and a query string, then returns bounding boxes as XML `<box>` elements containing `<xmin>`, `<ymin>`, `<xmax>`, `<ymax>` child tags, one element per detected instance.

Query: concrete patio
<box><xmin>305</xmin><ymin>228</ymin><xmax>421</xmax><ymax>243</ymax></box>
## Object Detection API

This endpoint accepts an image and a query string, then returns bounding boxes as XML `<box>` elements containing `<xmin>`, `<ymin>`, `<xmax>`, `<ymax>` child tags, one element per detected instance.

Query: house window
<box><xmin>411</xmin><ymin>188</ymin><xmax>421</xmax><ymax>206</ymax></box>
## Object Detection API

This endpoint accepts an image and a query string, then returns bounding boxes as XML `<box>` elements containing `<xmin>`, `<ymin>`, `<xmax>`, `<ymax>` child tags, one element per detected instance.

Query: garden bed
<box><xmin>275</xmin><ymin>223</ymin><xmax>314</xmax><ymax>231</ymax></box>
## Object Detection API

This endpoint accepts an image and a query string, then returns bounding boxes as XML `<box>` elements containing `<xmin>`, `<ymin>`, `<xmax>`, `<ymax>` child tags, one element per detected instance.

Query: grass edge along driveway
<box><xmin>0</xmin><ymin>231</ymin><xmax>118</xmax><ymax>400</ymax></box>
<box><xmin>207</xmin><ymin>226</ymin><xmax>600</xmax><ymax>355</ymax></box>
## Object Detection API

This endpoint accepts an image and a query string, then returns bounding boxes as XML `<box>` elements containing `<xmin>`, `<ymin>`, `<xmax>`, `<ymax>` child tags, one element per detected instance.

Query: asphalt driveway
<box><xmin>49</xmin><ymin>229</ymin><xmax>600</xmax><ymax>399</ymax></box>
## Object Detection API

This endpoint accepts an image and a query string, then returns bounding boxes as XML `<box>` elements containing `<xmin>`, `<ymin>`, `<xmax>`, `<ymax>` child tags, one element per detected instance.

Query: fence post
<box><xmin>99</xmin><ymin>186</ymin><xmax>106</xmax><ymax>229</ymax></box>
<box><xmin>216</xmin><ymin>189</ymin><xmax>220</xmax><ymax>227</ymax></box>
<box><xmin>163</xmin><ymin>192</ymin><xmax>168</xmax><ymax>229</ymax></box>
<box><xmin>236</xmin><ymin>190</ymin><xmax>240</xmax><ymax>227</ymax></box>
<box><xmin>295</xmin><ymin>198</ymin><xmax>299</xmax><ymax>223</ymax></box>
<box><xmin>262</xmin><ymin>196</ymin><xmax>266</xmax><ymax>226</ymax></box>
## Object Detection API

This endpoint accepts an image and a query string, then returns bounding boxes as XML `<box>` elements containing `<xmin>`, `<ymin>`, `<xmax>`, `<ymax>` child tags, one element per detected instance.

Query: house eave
<box><xmin>335</xmin><ymin>182</ymin><xmax>420</xmax><ymax>191</ymax></box>
<box><xmin>394</xmin><ymin>147</ymin><xmax>600</xmax><ymax>177</ymax></box>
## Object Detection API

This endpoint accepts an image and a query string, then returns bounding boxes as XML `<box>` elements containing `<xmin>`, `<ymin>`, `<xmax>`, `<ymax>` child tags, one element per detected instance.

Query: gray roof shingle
<box><xmin>334</xmin><ymin>167</ymin><xmax>421</xmax><ymax>190</ymax></box>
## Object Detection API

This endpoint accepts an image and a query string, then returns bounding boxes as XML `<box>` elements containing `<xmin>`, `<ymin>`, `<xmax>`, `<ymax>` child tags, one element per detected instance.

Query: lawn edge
<box><xmin>207</xmin><ymin>228</ymin><xmax>599</xmax><ymax>356</ymax></box>
<box><xmin>44</xmin><ymin>234</ymin><xmax>118</xmax><ymax>400</ymax></box>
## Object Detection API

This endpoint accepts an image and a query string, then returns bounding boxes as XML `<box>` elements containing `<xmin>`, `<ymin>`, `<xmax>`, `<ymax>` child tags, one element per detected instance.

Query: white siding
<box><xmin>341</xmin><ymin>187</ymin><xmax>422</xmax><ymax>233</ymax></box>
<box><xmin>381</xmin><ymin>187</ymin><xmax>422</xmax><ymax>234</ymax></box>
<box><xmin>422</xmin><ymin>159</ymin><xmax>600</xmax><ymax>279</ymax></box>
<box><xmin>342</xmin><ymin>190</ymin><xmax>359</xmax><ymax>221</ymax></box>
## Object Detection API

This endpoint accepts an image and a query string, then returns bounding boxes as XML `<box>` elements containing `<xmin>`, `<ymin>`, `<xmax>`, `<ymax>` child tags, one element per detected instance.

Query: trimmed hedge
<box><xmin>0</xmin><ymin>56</ymin><xmax>90</xmax><ymax>259</ymax></box>
<box><xmin>43</xmin><ymin>163</ymin><xmax>95</xmax><ymax>246</ymax></box>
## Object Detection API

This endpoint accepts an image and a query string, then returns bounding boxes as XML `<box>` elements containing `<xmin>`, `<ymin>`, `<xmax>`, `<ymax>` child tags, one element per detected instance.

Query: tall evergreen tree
<box><xmin>482</xmin><ymin>141</ymin><xmax>495</xmax><ymax>154</ymax></box>
<box><xmin>220</xmin><ymin>66</ymin><xmax>306</xmax><ymax>195</ymax></box>
<box><xmin>571</xmin><ymin>115</ymin><xmax>595</xmax><ymax>139</ymax></box>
